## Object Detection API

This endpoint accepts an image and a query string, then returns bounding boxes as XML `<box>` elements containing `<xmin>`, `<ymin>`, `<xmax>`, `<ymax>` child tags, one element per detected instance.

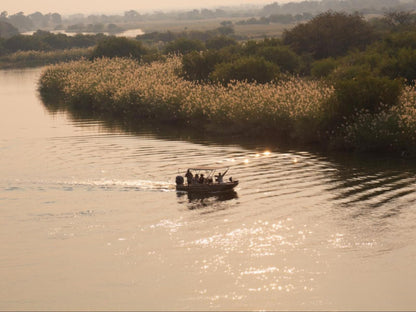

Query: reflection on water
<box><xmin>2</xmin><ymin>68</ymin><xmax>416</xmax><ymax>310</ymax></box>
<box><xmin>177</xmin><ymin>190</ymin><xmax>238</xmax><ymax>211</ymax></box>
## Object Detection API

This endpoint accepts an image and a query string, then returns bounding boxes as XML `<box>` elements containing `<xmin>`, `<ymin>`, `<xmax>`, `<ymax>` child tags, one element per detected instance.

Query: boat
<box><xmin>175</xmin><ymin>166</ymin><xmax>238</xmax><ymax>193</ymax></box>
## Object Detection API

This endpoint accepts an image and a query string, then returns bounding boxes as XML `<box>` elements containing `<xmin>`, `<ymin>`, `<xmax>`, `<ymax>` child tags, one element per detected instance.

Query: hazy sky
<box><xmin>2</xmin><ymin>0</ymin><xmax>296</xmax><ymax>15</ymax></box>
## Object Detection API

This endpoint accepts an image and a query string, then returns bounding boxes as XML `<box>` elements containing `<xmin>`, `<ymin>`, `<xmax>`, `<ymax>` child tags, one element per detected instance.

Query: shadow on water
<box><xmin>42</xmin><ymin>99</ymin><xmax>294</xmax><ymax>149</ymax></box>
<box><xmin>176</xmin><ymin>191</ymin><xmax>238</xmax><ymax>213</ymax></box>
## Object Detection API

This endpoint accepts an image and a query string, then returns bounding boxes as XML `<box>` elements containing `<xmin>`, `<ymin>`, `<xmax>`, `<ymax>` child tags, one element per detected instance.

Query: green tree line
<box><xmin>0</xmin><ymin>30</ymin><xmax>105</xmax><ymax>56</ymax></box>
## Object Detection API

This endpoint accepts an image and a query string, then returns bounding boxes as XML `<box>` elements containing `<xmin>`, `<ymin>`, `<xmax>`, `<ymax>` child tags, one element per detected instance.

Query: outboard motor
<box><xmin>176</xmin><ymin>175</ymin><xmax>184</xmax><ymax>185</ymax></box>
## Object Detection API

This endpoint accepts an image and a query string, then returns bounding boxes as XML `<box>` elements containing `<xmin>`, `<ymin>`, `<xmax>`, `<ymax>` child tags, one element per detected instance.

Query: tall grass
<box><xmin>38</xmin><ymin>56</ymin><xmax>416</xmax><ymax>151</ymax></box>
<box><xmin>0</xmin><ymin>48</ymin><xmax>92</xmax><ymax>69</ymax></box>
<box><xmin>39</xmin><ymin>56</ymin><xmax>333</xmax><ymax>141</ymax></box>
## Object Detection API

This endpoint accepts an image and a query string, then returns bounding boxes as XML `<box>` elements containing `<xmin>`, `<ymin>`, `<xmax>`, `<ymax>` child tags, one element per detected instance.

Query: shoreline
<box><xmin>38</xmin><ymin>57</ymin><xmax>416</xmax><ymax>156</ymax></box>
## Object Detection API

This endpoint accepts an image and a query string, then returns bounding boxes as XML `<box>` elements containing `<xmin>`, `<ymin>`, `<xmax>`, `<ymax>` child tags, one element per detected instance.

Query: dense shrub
<box><xmin>205</xmin><ymin>35</ymin><xmax>237</xmax><ymax>50</ymax></box>
<box><xmin>256</xmin><ymin>45</ymin><xmax>300</xmax><ymax>73</ymax></box>
<box><xmin>91</xmin><ymin>37</ymin><xmax>148</xmax><ymax>60</ymax></box>
<box><xmin>1</xmin><ymin>31</ymin><xmax>104</xmax><ymax>54</ymax></box>
<box><xmin>210</xmin><ymin>56</ymin><xmax>280</xmax><ymax>84</ymax></box>
<box><xmin>311</xmin><ymin>58</ymin><xmax>337</xmax><ymax>78</ymax></box>
<box><xmin>283</xmin><ymin>11</ymin><xmax>376</xmax><ymax>59</ymax></box>
<box><xmin>164</xmin><ymin>38</ymin><xmax>205</xmax><ymax>55</ymax></box>
<box><xmin>324</xmin><ymin>70</ymin><xmax>403</xmax><ymax>127</ymax></box>
<box><xmin>181</xmin><ymin>51</ymin><xmax>219</xmax><ymax>82</ymax></box>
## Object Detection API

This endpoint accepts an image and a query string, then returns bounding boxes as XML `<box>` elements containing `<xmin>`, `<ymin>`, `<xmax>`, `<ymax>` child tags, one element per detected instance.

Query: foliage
<box><xmin>321</xmin><ymin>30</ymin><xmax>416</xmax><ymax>84</ymax></box>
<box><xmin>255</xmin><ymin>45</ymin><xmax>300</xmax><ymax>73</ymax></box>
<box><xmin>341</xmin><ymin>86</ymin><xmax>416</xmax><ymax>152</ymax></box>
<box><xmin>91</xmin><ymin>37</ymin><xmax>149</xmax><ymax>60</ymax></box>
<box><xmin>39</xmin><ymin>56</ymin><xmax>416</xmax><ymax>152</ymax></box>
<box><xmin>0</xmin><ymin>31</ymin><xmax>104</xmax><ymax>55</ymax></box>
<box><xmin>236</xmin><ymin>13</ymin><xmax>313</xmax><ymax>25</ymax></box>
<box><xmin>164</xmin><ymin>38</ymin><xmax>205</xmax><ymax>55</ymax></box>
<box><xmin>0</xmin><ymin>47</ymin><xmax>92</xmax><ymax>68</ymax></box>
<box><xmin>311</xmin><ymin>58</ymin><xmax>337</xmax><ymax>78</ymax></box>
<box><xmin>180</xmin><ymin>37</ymin><xmax>300</xmax><ymax>83</ymax></box>
<box><xmin>324</xmin><ymin>69</ymin><xmax>402</xmax><ymax>130</ymax></box>
<box><xmin>181</xmin><ymin>50</ymin><xmax>223</xmax><ymax>82</ymax></box>
<box><xmin>0</xmin><ymin>11</ymin><xmax>62</xmax><ymax>32</ymax></box>
<box><xmin>261</xmin><ymin>0</ymin><xmax>412</xmax><ymax>16</ymax></box>
<box><xmin>210</xmin><ymin>56</ymin><xmax>279</xmax><ymax>84</ymax></box>
<box><xmin>283</xmin><ymin>11</ymin><xmax>376</xmax><ymax>59</ymax></box>
<box><xmin>205</xmin><ymin>35</ymin><xmax>237</xmax><ymax>50</ymax></box>
<box><xmin>0</xmin><ymin>21</ymin><xmax>19</xmax><ymax>38</ymax></box>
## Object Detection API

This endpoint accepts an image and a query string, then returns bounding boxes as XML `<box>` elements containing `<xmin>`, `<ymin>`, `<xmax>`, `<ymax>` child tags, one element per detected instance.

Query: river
<box><xmin>1</xmin><ymin>68</ymin><xmax>416</xmax><ymax>310</ymax></box>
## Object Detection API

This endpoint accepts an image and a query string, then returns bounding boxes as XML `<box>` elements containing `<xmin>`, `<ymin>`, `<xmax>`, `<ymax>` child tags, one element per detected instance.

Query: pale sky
<box><xmin>1</xmin><ymin>0</ymin><xmax>296</xmax><ymax>15</ymax></box>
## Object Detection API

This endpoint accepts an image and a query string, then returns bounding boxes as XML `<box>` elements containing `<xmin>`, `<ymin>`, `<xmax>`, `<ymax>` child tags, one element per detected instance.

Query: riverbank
<box><xmin>0</xmin><ymin>48</ymin><xmax>92</xmax><ymax>69</ymax></box>
<box><xmin>38</xmin><ymin>56</ymin><xmax>416</xmax><ymax>154</ymax></box>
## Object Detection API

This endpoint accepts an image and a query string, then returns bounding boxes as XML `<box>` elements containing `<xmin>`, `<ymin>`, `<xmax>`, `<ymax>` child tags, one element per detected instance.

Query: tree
<box><xmin>325</xmin><ymin>69</ymin><xmax>402</xmax><ymax>126</ymax></box>
<box><xmin>217</xmin><ymin>25</ymin><xmax>234</xmax><ymax>36</ymax></box>
<box><xmin>383</xmin><ymin>10</ymin><xmax>414</xmax><ymax>28</ymax></box>
<box><xmin>51</xmin><ymin>13</ymin><xmax>62</xmax><ymax>26</ymax></box>
<box><xmin>283</xmin><ymin>11</ymin><xmax>376</xmax><ymax>59</ymax></box>
<box><xmin>164</xmin><ymin>38</ymin><xmax>205</xmax><ymax>55</ymax></box>
<box><xmin>205</xmin><ymin>35</ymin><xmax>236</xmax><ymax>50</ymax></box>
<box><xmin>0</xmin><ymin>21</ymin><xmax>19</xmax><ymax>39</ymax></box>
<box><xmin>310</xmin><ymin>58</ymin><xmax>337</xmax><ymax>78</ymax></box>
<box><xmin>8</xmin><ymin>12</ymin><xmax>33</xmax><ymax>32</ymax></box>
<box><xmin>124</xmin><ymin>10</ymin><xmax>141</xmax><ymax>22</ymax></box>
<box><xmin>256</xmin><ymin>45</ymin><xmax>300</xmax><ymax>73</ymax></box>
<box><xmin>91</xmin><ymin>37</ymin><xmax>148</xmax><ymax>60</ymax></box>
<box><xmin>210</xmin><ymin>56</ymin><xmax>279</xmax><ymax>84</ymax></box>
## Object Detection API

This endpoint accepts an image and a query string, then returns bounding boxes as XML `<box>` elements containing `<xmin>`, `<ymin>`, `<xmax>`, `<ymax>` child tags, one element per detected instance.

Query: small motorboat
<box><xmin>176</xmin><ymin>166</ymin><xmax>238</xmax><ymax>193</ymax></box>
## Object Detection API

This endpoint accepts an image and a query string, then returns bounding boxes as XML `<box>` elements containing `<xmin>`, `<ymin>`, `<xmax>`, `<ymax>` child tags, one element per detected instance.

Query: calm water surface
<box><xmin>1</xmin><ymin>68</ymin><xmax>416</xmax><ymax>310</ymax></box>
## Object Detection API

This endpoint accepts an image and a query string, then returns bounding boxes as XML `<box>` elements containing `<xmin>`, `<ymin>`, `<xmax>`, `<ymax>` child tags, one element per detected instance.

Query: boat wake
<box><xmin>64</xmin><ymin>179</ymin><xmax>176</xmax><ymax>192</ymax></box>
<box><xmin>1</xmin><ymin>178</ymin><xmax>176</xmax><ymax>193</ymax></box>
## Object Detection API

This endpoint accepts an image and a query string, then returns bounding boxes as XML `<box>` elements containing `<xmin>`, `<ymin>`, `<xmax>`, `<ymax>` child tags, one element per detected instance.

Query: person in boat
<box><xmin>216</xmin><ymin>169</ymin><xmax>229</xmax><ymax>183</ymax></box>
<box><xmin>185</xmin><ymin>169</ymin><xmax>193</xmax><ymax>185</ymax></box>
<box><xmin>194</xmin><ymin>174</ymin><xmax>199</xmax><ymax>184</ymax></box>
<box><xmin>199</xmin><ymin>174</ymin><xmax>205</xmax><ymax>184</ymax></box>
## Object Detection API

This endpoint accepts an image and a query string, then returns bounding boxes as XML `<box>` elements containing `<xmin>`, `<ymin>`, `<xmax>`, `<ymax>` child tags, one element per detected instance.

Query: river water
<box><xmin>1</xmin><ymin>68</ymin><xmax>416</xmax><ymax>310</ymax></box>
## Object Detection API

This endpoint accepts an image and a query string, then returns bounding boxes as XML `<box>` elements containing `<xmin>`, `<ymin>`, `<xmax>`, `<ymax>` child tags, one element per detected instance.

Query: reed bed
<box><xmin>39</xmin><ymin>56</ymin><xmax>416</xmax><ymax>150</ymax></box>
<box><xmin>39</xmin><ymin>56</ymin><xmax>333</xmax><ymax>140</ymax></box>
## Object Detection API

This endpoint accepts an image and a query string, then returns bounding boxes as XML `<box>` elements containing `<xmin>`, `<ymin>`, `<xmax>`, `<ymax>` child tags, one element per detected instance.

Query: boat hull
<box><xmin>176</xmin><ymin>181</ymin><xmax>238</xmax><ymax>193</ymax></box>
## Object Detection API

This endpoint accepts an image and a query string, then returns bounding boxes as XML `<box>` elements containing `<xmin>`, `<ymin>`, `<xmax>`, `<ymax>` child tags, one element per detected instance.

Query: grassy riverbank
<box><xmin>38</xmin><ymin>56</ymin><xmax>416</xmax><ymax>153</ymax></box>
<box><xmin>0</xmin><ymin>48</ymin><xmax>92</xmax><ymax>69</ymax></box>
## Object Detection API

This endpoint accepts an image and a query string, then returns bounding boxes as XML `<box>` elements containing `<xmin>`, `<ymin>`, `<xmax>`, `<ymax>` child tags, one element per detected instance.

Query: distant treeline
<box><xmin>1</xmin><ymin>0</ymin><xmax>416</xmax><ymax>36</ymax></box>
<box><xmin>261</xmin><ymin>0</ymin><xmax>416</xmax><ymax>15</ymax></box>
<box><xmin>0</xmin><ymin>30</ymin><xmax>104</xmax><ymax>56</ymax></box>
<box><xmin>0</xmin><ymin>20</ymin><xmax>19</xmax><ymax>38</ymax></box>
<box><xmin>137</xmin><ymin>22</ymin><xmax>238</xmax><ymax>43</ymax></box>
<box><xmin>0</xmin><ymin>11</ymin><xmax>62</xmax><ymax>32</ymax></box>
<box><xmin>236</xmin><ymin>13</ymin><xmax>314</xmax><ymax>25</ymax></box>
